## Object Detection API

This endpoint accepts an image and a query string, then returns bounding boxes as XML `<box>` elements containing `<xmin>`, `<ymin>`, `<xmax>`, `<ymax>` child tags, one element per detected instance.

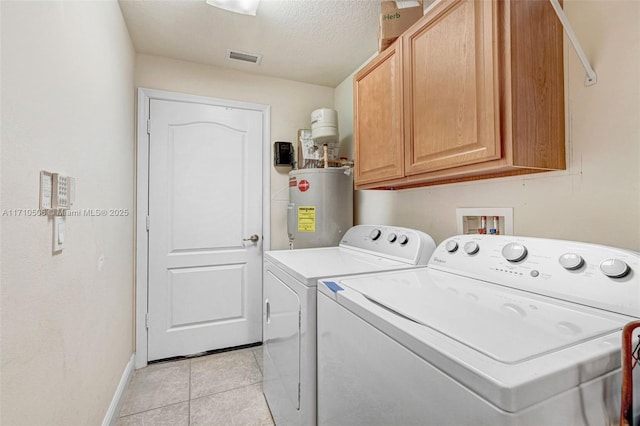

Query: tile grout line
<box><xmin>189</xmin><ymin>379</ymin><xmax>265</xmax><ymax>404</ymax></box>
<box><xmin>188</xmin><ymin>359</ymin><xmax>192</xmax><ymax>426</ymax></box>
<box><xmin>118</xmin><ymin>400</ymin><xmax>187</xmax><ymax>420</ymax></box>
<box><xmin>188</xmin><ymin>349</ymin><xmax>263</xmax><ymax>401</ymax></box>
<box><xmin>129</xmin><ymin>348</ymin><xmax>271</xmax><ymax>425</ymax></box>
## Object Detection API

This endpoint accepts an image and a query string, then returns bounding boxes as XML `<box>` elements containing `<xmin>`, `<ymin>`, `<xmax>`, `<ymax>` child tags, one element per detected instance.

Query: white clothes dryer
<box><xmin>262</xmin><ymin>225</ymin><xmax>436</xmax><ymax>426</ymax></box>
<box><xmin>318</xmin><ymin>235</ymin><xmax>640</xmax><ymax>425</ymax></box>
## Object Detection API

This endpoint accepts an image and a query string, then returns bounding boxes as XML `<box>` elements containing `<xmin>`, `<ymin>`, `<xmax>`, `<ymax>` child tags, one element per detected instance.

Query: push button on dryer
<box><xmin>445</xmin><ymin>240</ymin><xmax>459</xmax><ymax>253</ymax></box>
<box><xmin>600</xmin><ymin>259</ymin><xmax>630</xmax><ymax>278</ymax></box>
<box><xmin>463</xmin><ymin>241</ymin><xmax>479</xmax><ymax>255</ymax></box>
<box><xmin>559</xmin><ymin>253</ymin><xmax>584</xmax><ymax>270</ymax></box>
<box><xmin>502</xmin><ymin>242</ymin><xmax>528</xmax><ymax>262</ymax></box>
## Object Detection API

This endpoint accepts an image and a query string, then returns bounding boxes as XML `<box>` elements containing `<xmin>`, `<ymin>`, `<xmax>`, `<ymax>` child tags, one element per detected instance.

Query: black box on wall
<box><xmin>274</xmin><ymin>141</ymin><xmax>294</xmax><ymax>167</ymax></box>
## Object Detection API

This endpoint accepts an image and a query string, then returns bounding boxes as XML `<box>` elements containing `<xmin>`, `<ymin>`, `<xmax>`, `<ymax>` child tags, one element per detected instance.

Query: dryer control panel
<box><xmin>339</xmin><ymin>225</ymin><xmax>436</xmax><ymax>266</ymax></box>
<box><xmin>429</xmin><ymin>235</ymin><xmax>640</xmax><ymax>317</ymax></box>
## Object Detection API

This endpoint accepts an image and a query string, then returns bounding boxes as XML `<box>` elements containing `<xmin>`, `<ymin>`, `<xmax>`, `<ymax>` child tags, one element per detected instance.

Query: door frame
<box><xmin>135</xmin><ymin>88</ymin><xmax>271</xmax><ymax>368</ymax></box>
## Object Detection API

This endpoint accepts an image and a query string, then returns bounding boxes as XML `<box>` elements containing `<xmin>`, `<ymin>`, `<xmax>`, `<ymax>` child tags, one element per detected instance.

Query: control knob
<box><xmin>502</xmin><ymin>242</ymin><xmax>528</xmax><ymax>262</ymax></box>
<box><xmin>388</xmin><ymin>233</ymin><xmax>397</xmax><ymax>243</ymax></box>
<box><xmin>463</xmin><ymin>241</ymin><xmax>479</xmax><ymax>255</ymax></box>
<box><xmin>369</xmin><ymin>229</ymin><xmax>382</xmax><ymax>241</ymax></box>
<box><xmin>398</xmin><ymin>235</ymin><xmax>409</xmax><ymax>245</ymax></box>
<box><xmin>600</xmin><ymin>259</ymin><xmax>631</xmax><ymax>278</ymax></box>
<box><xmin>559</xmin><ymin>253</ymin><xmax>584</xmax><ymax>270</ymax></box>
<box><xmin>445</xmin><ymin>240</ymin><xmax>459</xmax><ymax>253</ymax></box>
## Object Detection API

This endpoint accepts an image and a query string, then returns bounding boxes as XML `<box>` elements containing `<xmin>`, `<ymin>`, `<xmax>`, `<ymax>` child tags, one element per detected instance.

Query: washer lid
<box><xmin>343</xmin><ymin>269</ymin><xmax>628</xmax><ymax>364</ymax></box>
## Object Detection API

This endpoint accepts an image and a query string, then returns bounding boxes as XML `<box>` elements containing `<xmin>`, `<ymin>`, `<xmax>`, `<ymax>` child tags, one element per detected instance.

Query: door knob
<box><xmin>243</xmin><ymin>234</ymin><xmax>260</xmax><ymax>243</ymax></box>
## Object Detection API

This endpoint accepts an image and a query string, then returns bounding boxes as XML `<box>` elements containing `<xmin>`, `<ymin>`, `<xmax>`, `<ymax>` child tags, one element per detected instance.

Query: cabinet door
<box><xmin>354</xmin><ymin>41</ymin><xmax>404</xmax><ymax>186</ymax></box>
<box><xmin>404</xmin><ymin>0</ymin><xmax>500</xmax><ymax>175</ymax></box>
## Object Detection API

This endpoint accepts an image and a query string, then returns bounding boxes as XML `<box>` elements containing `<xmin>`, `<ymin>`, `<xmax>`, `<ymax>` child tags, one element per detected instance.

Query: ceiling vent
<box><xmin>226</xmin><ymin>49</ymin><xmax>262</xmax><ymax>65</ymax></box>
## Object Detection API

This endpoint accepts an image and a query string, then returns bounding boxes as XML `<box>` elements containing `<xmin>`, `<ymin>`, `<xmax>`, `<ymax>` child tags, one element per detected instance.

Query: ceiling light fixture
<box><xmin>205</xmin><ymin>0</ymin><xmax>260</xmax><ymax>16</ymax></box>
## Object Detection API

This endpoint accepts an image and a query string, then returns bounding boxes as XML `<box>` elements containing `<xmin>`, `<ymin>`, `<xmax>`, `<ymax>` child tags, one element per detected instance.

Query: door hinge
<box><xmin>146</xmin><ymin>216</ymin><xmax>150</xmax><ymax>231</ymax></box>
<box><xmin>147</xmin><ymin>119</ymin><xmax>151</xmax><ymax>135</ymax></box>
<box><xmin>145</xmin><ymin>312</ymin><xmax>150</xmax><ymax>329</ymax></box>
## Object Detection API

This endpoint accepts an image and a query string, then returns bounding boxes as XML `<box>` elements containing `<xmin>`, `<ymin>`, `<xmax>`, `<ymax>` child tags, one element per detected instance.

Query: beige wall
<box><xmin>1</xmin><ymin>1</ymin><xmax>637</xmax><ymax>423</ymax></box>
<box><xmin>337</xmin><ymin>0</ymin><xmax>640</xmax><ymax>251</ymax></box>
<box><xmin>0</xmin><ymin>1</ymin><xmax>136</xmax><ymax>424</ymax></box>
<box><xmin>135</xmin><ymin>54</ymin><xmax>335</xmax><ymax>250</ymax></box>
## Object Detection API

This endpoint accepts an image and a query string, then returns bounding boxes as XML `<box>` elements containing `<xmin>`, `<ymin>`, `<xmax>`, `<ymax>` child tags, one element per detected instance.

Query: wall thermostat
<box><xmin>274</xmin><ymin>141</ymin><xmax>294</xmax><ymax>167</ymax></box>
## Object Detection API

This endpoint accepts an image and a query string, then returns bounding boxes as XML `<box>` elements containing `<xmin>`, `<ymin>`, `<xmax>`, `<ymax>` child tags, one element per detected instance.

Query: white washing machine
<box><xmin>262</xmin><ymin>225</ymin><xmax>436</xmax><ymax>426</ymax></box>
<box><xmin>318</xmin><ymin>235</ymin><xmax>640</xmax><ymax>425</ymax></box>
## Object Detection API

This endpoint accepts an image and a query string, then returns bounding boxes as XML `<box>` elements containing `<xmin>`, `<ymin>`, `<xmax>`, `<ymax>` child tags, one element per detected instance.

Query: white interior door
<box><xmin>147</xmin><ymin>98</ymin><xmax>263</xmax><ymax>361</ymax></box>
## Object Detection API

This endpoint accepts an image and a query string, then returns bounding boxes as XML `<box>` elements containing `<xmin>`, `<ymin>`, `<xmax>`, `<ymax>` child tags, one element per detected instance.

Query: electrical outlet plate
<box><xmin>53</xmin><ymin>216</ymin><xmax>65</xmax><ymax>253</ymax></box>
<box><xmin>456</xmin><ymin>207</ymin><xmax>513</xmax><ymax>236</ymax></box>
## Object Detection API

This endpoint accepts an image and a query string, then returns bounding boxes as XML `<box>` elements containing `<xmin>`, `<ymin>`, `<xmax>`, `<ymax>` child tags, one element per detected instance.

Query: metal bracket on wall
<box><xmin>548</xmin><ymin>0</ymin><xmax>597</xmax><ymax>86</ymax></box>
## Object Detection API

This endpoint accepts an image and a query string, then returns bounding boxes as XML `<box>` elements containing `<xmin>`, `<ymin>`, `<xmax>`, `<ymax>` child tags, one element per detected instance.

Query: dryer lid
<box><xmin>264</xmin><ymin>247</ymin><xmax>409</xmax><ymax>286</ymax></box>
<box><xmin>342</xmin><ymin>269</ymin><xmax>629</xmax><ymax>364</ymax></box>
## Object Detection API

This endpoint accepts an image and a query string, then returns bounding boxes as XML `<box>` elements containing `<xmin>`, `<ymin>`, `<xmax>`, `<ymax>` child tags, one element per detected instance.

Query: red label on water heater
<box><xmin>298</xmin><ymin>179</ymin><xmax>310</xmax><ymax>192</ymax></box>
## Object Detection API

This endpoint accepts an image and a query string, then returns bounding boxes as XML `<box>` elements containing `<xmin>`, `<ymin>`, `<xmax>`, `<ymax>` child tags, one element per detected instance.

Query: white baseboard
<box><xmin>102</xmin><ymin>353</ymin><xmax>135</xmax><ymax>426</ymax></box>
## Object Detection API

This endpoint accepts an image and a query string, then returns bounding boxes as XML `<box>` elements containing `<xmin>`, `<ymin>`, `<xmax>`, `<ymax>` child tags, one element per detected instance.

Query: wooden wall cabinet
<box><xmin>353</xmin><ymin>41</ymin><xmax>405</xmax><ymax>185</ymax></box>
<box><xmin>354</xmin><ymin>0</ymin><xmax>565</xmax><ymax>190</ymax></box>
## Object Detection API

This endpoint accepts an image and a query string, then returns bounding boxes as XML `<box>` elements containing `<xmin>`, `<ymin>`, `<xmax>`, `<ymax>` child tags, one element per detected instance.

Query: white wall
<box><xmin>336</xmin><ymin>0</ymin><xmax>640</xmax><ymax>251</ymax></box>
<box><xmin>135</xmin><ymin>54</ymin><xmax>335</xmax><ymax>250</ymax></box>
<box><xmin>0</xmin><ymin>1</ymin><xmax>135</xmax><ymax>424</ymax></box>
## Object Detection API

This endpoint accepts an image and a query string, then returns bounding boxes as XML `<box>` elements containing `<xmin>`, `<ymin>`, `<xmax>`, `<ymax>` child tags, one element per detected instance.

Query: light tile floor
<box><xmin>116</xmin><ymin>345</ymin><xmax>274</xmax><ymax>426</ymax></box>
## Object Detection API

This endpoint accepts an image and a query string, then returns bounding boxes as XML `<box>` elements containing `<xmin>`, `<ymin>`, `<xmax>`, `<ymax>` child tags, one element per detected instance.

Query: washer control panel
<box><xmin>340</xmin><ymin>225</ymin><xmax>436</xmax><ymax>265</ymax></box>
<box><xmin>429</xmin><ymin>235</ymin><xmax>640</xmax><ymax>316</ymax></box>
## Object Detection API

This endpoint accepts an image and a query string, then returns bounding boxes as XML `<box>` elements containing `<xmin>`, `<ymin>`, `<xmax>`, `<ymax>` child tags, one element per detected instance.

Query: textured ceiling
<box><xmin>118</xmin><ymin>0</ymin><xmax>386</xmax><ymax>88</ymax></box>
